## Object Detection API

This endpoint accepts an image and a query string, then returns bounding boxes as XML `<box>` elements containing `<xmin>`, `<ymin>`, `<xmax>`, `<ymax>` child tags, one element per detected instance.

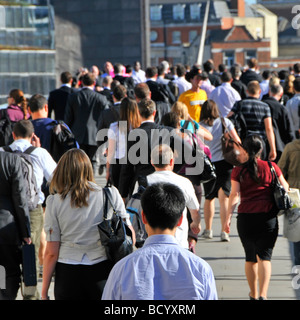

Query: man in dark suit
<box><xmin>48</xmin><ymin>71</ymin><xmax>73</xmax><ymax>121</ymax></box>
<box><xmin>113</xmin><ymin>63</ymin><xmax>135</xmax><ymax>99</ymax></box>
<box><xmin>262</xmin><ymin>84</ymin><xmax>294</xmax><ymax>162</ymax></box>
<box><xmin>64</xmin><ymin>72</ymin><xmax>109</xmax><ymax>172</ymax></box>
<box><xmin>240</xmin><ymin>58</ymin><xmax>262</xmax><ymax>86</ymax></box>
<box><xmin>134</xmin><ymin>82</ymin><xmax>170</xmax><ymax>125</ymax></box>
<box><xmin>145</xmin><ymin>66</ymin><xmax>175</xmax><ymax>106</ymax></box>
<box><xmin>0</xmin><ymin>151</ymin><xmax>31</xmax><ymax>300</ymax></box>
<box><xmin>99</xmin><ymin>75</ymin><xmax>113</xmax><ymax>106</ymax></box>
<box><xmin>118</xmin><ymin>98</ymin><xmax>195</xmax><ymax>200</ymax></box>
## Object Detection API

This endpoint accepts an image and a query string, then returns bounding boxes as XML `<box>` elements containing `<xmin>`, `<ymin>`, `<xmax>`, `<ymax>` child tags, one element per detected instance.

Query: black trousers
<box><xmin>79</xmin><ymin>144</ymin><xmax>98</xmax><ymax>173</ymax></box>
<box><xmin>0</xmin><ymin>244</ymin><xmax>22</xmax><ymax>300</ymax></box>
<box><xmin>54</xmin><ymin>259</ymin><xmax>113</xmax><ymax>300</ymax></box>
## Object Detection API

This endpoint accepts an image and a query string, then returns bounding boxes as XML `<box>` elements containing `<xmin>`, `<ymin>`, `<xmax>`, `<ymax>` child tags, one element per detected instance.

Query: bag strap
<box><xmin>267</xmin><ymin>161</ymin><xmax>279</xmax><ymax>186</ymax></box>
<box><xmin>102</xmin><ymin>186</ymin><xmax>117</xmax><ymax>220</ymax></box>
<box><xmin>23</xmin><ymin>146</ymin><xmax>37</xmax><ymax>155</ymax></box>
<box><xmin>2</xmin><ymin>146</ymin><xmax>12</xmax><ymax>152</ymax></box>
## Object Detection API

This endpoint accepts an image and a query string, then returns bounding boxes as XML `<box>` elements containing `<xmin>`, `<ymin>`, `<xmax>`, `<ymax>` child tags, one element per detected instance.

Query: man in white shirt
<box><xmin>210</xmin><ymin>71</ymin><xmax>241</xmax><ymax>117</ymax></box>
<box><xmin>147</xmin><ymin>144</ymin><xmax>201</xmax><ymax>249</ymax></box>
<box><xmin>132</xmin><ymin>61</ymin><xmax>146</xmax><ymax>84</ymax></box>
<box><xmin>0</xmin><ymin>120</ymin><xmax>56</xmax><ymax>299</ymax></box>
<box><xmin>173</xmin><ymin>64</ymin><xmax>192</xmax><ymax>96</ymax></box>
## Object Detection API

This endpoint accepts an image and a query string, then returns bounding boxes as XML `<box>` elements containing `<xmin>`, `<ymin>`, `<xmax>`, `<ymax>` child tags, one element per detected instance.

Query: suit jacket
<box><xmin>240</xmin><ymin>69</ymin><xmax>262</xmax><ymax>86</ymax></box>
<box><xmin>64</xmin><ymin>87</ymin><xmax>109</xmax><ymax>146</ymax></box>
<box><xmin>146</xmin><ymin>80</ymin><xmax>175</xmax><ymax>105</ymax></box>
<box><xmin>0</xmin><ymin>152</ymin><xmax>30</xmax><ymax>244</ymax></box>
<box><xmin>262</xmin><ymin>96</ymin><xmax>295</xmax><ymax>152</ymax></box>
<box><xmin>99</xmin><ymin>88</ymin><xmax>113</xmax><ymax>105</ymax></box>
<box><xmin>48</xmin><ymin>86</ymin><xmax>74</xmax><ymax>121</ymax></box>
<box><xmin>231</xmin><ymin>79</ymin><xmax>247</xmax><ymax>99</ymax></box>
<box><xmin>118</xmin><ymin>121</ymin><xmax>194</xmax><ymax>198</ymax></box>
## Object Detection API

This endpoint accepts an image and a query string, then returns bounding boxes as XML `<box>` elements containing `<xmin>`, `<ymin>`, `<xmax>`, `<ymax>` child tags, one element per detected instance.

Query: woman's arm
<box><xmin>229</xmin><ymin>127</ymin><xmax>242</xmax><ymax>144</ymax></box>
<box><xmin>41</xmin><ymin>241</ymin><xmax>60</xmax><ymax>300</ymax></box>
<box><xmin>197</xmin><ymin>125</ymin><xmax>213</xmax><ymax>141</ymax></box>
<box><xmin>224</xmin><ymin>180</ymin><xmax>240</xmax><ymax>234</ymax></box>
<box><xmin>106</xmin><ymin>138</ymin><xmax>116</xmax><ymax>181</ymax></box>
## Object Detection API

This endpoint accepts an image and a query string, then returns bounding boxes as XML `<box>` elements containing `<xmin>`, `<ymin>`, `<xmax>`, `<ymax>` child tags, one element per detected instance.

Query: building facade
<box><xmin>0</xmin><ymin>0</ymin><xmax>56</xmax><ymax>105</ymax></box>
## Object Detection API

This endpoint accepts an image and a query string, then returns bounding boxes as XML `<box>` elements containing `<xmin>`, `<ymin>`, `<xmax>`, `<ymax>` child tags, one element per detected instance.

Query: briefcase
<box><xmin>22</xmin><ymin>244</ymin><xmax>37</xmax><ymax>287</ymax></box>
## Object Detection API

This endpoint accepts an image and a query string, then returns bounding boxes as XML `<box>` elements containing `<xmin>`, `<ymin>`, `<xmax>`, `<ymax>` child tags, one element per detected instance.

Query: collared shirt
<box><xmin>259</xmin><ymin>80</ymin><xmax>269</xmax><ymax>99</ymax></box>
<box><xmin>132</xmin><ymin>69</ymin><xmax>146</xmax><ymax>84</ymax></box>
<box><xmin>209</xmin><ymin>82</ymin><xmax>241</xmax><ymax>117</ymax></box>
<box><xmin>286</xmin><ymin>93</ymin><xmax>300</xmax><ymax>133</ymax></box>
<box><xmin>146</xmin><ymin>170</ymin><xmax>200</xmax><ymax>249</ymax></box>
<box><xmin>102</xmin><ymin>234</ymin><xmax>218</xmax><ymax>300</ymax></box>
<box><xmin>173</xmin><ymin>76</ymin><xmax>192</xmax><ymax>95</ymax></box>
<box><xmin>0</xmin><ymin>139</ymin><xmax>56</xmax><ymax>204</ymax></box>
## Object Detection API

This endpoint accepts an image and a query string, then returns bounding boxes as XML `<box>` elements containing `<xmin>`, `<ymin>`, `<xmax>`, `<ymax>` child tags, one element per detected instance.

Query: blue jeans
<box><xmin>293</xmin><ymin>241</ymin><xmax>300</xmax><ymax>266</ymax></box>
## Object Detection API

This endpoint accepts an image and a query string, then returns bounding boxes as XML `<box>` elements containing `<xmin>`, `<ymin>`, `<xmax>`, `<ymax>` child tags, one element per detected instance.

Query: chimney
<box><xmin>231</xmin><ymin>0</ymin><xmax>245</xmax><ymax>17</ymax></box>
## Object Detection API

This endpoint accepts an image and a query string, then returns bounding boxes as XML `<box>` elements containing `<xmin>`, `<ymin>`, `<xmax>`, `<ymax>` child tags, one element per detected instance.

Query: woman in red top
<box><xmin>225</xmin><ymin>135</ymin><xmax>289</xmax><ymax>300</ymax></box>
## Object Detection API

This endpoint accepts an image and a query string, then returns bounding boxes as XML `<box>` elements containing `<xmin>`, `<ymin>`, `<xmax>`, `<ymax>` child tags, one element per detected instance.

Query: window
<box><xmin>189</xmin><ymin>30</ymin><xmax>198</xmax><ymax>43</ymax></box>
<box><xmin>245</xmin><ymin>50</ymin><xmax>257</xmax><ymax>61</ymax></box>
<box><xmin>190</xmin><ymin>4</ymin><xmax>201</xmax><ymax>20</ymax></box>
<box><xmin>172</xmin><ymin>31</ymin><xmax>181</xmax><ymax>44</ymax></box>
<box><xmin>150</xmin><ymin>5</ymin><xmax>162</xmax><ymax>21</ymax></box>
<box><xmin>223</xmin><ymin>51</ymin><xmax>235</xmax><ymax>67</ymax></box>
<box><xmin>0</xmin><ymin>6</ymin><xmax>5</xmax><ymax>28</ymax></box>
<box><xmin>173</xmin><ymin>4</ymin><xmax>186</xmax><ymax>20</ymax></box>
<box><xmin>150</xmin><ymin>30</ymin><xmax>158</xmax><ymax>42</ymax></box>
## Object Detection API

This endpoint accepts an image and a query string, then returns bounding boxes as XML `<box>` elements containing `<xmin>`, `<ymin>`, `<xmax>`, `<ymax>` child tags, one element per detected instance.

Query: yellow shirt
<box><xmin>178</xmin><ymin>89</ymin><xmax>207</xmax><ymax>122</ymax></box>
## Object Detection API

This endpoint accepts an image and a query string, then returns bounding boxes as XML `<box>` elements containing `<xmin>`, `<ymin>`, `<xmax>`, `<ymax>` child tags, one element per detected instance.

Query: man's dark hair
<box><xmin>113</xmin><ymin>84</ymin><xmax>127</xmax><ymax>101</ymax></box>
<box><xmin>28</xmin><ymin>94</ymin><xmax>47</xmax><ymax>113</ymax></box>
<box><xmin>218</xmin><ymin>64</ymin><xmax>226</xmax><ymax>73</ymax></box>
<box><xmin>13</xmin><ymin>119</ymin><xmax>34</xmax><ymax>138</ymax></box>
<box><xmin>278</xmin><ymin>69</ymin><xmax>289</xmax><ymax>81</ymax></box>
<box><xmin>176</xmin><ymin>64</ymin><xmax>186</xmax><ymax>77</ymax></box>
<box><xmin>247</xmin><ymin>58</ymin><xmax>258</xmax><ymax>69</ymax></box>
<box><xmin>145</xmin><ymin>66</ymin><xmax>158</xmax><ymax>78</ymax></box>
<box><xmin>221</xmin><ymin>71</ymin><xmax>232</xmax><ymax>83</ymax></box>
<box><xmin>157</xmin><ymin>65</ymin><xmax>164</xmax><ymax>76</ymax></box>
<box><xmin>141</xmin><ymin>183</ymin><xmax>186</xmax><ymax>230</ymax></box>
<box><xmin>82</xmin><ymin>72</ymin><xmax>95</xmax><ymax>86</ymax></box>
<box><xmin>60</xmin><ymin>71</ymin><xmax>72</xmax><ymax>84</ymax></box>
<box><xmin>138</xmin><ymin>98</ymin><xmax>156</xmax><ymax>118</ymax></box>
<box><xmin>203</xmin><ymin>60</ymin><xmax>214</xmax><ymax>73</ymax></box>
<box><xmin>262</xmin><ymin>70</ymin><xmax>271</xmax><ymax>80</ymax></box>
<box><xmin>230</xmin><ymin>65</ymin><xmax>241</xmax><ymax>78</ymax></box>
<box><xmin>114</xmin><ymin>63</ymin><xmax>123</xmax><ymax>75</ymax></box>
<box><xmin>293</xmin><ymin>63</ymin><xmax>300</xmax><ymax>74</ymax></box>
<box><xmin>134</xmin><ymin>83</ymin><xmax>150</xmax><ymax>100</ymax></box>
<box><xmin>126</xmin><ymin>65</ymin><xmax>133</xmax><ymax>74</ymax></box>
<box><xmin>161</xmin><ymin>112</ymin><xmax>179</xmax><ymax>128</ymax></box>
<box><xmin>293</xmin><ymin>77</ymin><xmax>300</xmax><ymax>92</ymax></box>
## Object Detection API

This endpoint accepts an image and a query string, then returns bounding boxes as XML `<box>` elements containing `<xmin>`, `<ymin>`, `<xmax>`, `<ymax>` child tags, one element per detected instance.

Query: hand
<box><xmin>23</xmin><ymin>237</ymin><xmax>32</xmax><ymax>245</ymax></box>
<box><xmin>224</xmin><ymin>219</ymin><xmax>231</xmax><ymax>234</ymax></box>
<box><xmin>268</xmin><ymin>150</ymin><xmax>277</xmax><ymax>161</ymax></box>
<box><xmin>190</xmin><ymin>222</ymin><xmax>201</xmax><ymax>235</ymax></box>
<box><xmin>31</xmin><ymin>134</ymin><xmax>41</xmax><ymax>147</ymax></box>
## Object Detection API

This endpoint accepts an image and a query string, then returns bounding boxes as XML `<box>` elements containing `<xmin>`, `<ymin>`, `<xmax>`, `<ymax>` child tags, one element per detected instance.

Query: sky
<box><xmin>245</xmin><ymin>0</ymin><xmax>257</xmax><ymax>4</ymax></box>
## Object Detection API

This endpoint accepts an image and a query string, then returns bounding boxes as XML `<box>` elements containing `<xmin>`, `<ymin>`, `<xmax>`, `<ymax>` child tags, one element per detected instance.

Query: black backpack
<box><xmin>228</xmin><ymin>101</ymin><xmax>248</xmax><ymax>142</ymax></box>
<box><xmin>49</xmin><ymin>120</ymin><xmax>78</xmax><ymax>162</ymax></box>
<box><xmin>0</xmin><ymin>109</ymin><xmax>14</xmax><ymax>147</ymax></box>
<box><xmin>3</xmin><ymin>146</ymin><xmax>40</xmax><ymax>211</ymax></box>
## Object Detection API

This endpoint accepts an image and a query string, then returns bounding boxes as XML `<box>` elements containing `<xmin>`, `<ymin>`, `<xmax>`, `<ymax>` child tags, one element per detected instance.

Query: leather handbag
<box><xmin>268</xmin><ymin>161</ymin><xmax>293</xmax><ymax>212</ymax></box>
<box><xmin>21</xmin><ymin>243</ymin><xmax>37</xmax><ymax>287</ymax></box>
<box><xmin>177</xmin><ymin>130</ymin><xmax>216</xmax><ymax>185</ymax></box>
<box><xmin>98</xmin><ymin>183</ymin><xmax>133</xmax><ymax>264</ymax></box>
<box><xmin>221</xmin><ymin>117</ymin><xmax>249</xmax><ymax>167</ymax></box>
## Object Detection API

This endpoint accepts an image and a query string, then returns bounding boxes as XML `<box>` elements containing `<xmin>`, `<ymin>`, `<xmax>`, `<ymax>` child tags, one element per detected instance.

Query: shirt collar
<box><xmin>9</xmin><ymin>139</ymin><xmax>32</xmax><ymax>152</ymax></box>
<box><xmin>143</xmin><ymin>234</ymin><xmax>179</xmax><ymax>247</ymax></box>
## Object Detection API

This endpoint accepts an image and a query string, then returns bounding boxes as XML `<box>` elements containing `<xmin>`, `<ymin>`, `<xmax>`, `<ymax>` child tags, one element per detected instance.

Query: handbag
<box><xmin>221</xmin><ymin>117</ymin><xmax>249</xmax><ymax>167</ymax></box>
<box><xmin>283</xmin><ymin>208</ymin><xmax>300</xmax><ymax>242</ymax></box>
<box><xmin>98</xmin><ymin>183</ymin><xmax>133</xmax><ymax>264</ymax></box>
<box><xmin>21</xmin><ymin>243</ymin><xmax>37</xmax><ymax>287</ymax></box>
<box><xmin>178</xmin><ymin>129</ymin><xmax>216</xmax><ymax>185</ymax></box>
<box><xmin>268</xmin><ymin>161</ymin><xmax>293</xmax><ymax>211</ymax></box>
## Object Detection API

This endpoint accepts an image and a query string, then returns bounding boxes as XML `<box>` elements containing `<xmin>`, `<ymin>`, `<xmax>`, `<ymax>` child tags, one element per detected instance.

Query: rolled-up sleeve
<box><xmin>44</xmin><ymin>195</ymin><xmax>61</xmax><ymax>242</ymax></box>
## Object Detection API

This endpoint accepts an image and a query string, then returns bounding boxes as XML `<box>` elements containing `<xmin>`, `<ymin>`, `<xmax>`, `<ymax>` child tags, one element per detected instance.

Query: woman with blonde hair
<box><xmin>41</xmin><ymin>148</ymin><xmax>134</xmax><ymax>300</ymax></box>
<box><xmin>106</xmin><ymin>97</ymin><xmax>141</xmax><ymax>189</ymax></box>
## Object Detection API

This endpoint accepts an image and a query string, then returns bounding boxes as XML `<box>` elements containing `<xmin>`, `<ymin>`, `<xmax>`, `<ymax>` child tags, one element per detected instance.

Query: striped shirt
<box><xmin>231</xmin><ymin>97</ymin><xmax>271</xmax><ymax>139</ymax></box>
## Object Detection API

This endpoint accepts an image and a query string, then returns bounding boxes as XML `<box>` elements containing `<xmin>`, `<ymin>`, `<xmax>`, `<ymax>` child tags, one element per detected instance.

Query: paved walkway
<box><xmin>17</xmin><ymin>170</ymin><xmax>299</xmax><ymax>300</ymax></box>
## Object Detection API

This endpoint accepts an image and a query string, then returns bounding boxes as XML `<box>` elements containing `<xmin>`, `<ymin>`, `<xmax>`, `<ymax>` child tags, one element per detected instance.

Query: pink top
<box><xmin>3</xmin><ymin>105</ymin><xmax>29</xmax><ymax>122</ymax></box>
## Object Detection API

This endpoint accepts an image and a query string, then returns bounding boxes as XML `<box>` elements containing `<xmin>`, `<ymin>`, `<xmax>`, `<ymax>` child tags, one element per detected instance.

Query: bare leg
<box><xmin>245</xmin><ymin>261</ymin><xmax>258</xmax><ymax>299</ymax></box>
<box><xmin>203</xmin><ymin>198</ymin><xmax>215</xmax><ymax>231</ymax></box>
<box><xmin>257</xmin><ymin>256</ymin><xmax>272</xmax><ymax>299</ymax></box>
<box><xmin>218</xmin><ymin>188</ymin><xmax>229</xmax><ymax>232</ymax></box>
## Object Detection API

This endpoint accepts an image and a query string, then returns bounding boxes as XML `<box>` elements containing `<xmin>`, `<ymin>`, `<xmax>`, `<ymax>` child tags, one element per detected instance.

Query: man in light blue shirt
<box><xmin>0</xmin><ymin>120</ymin><xmax>56</xmax><ymax>299</ymax></box>
<box><xmin>102</xmin><ymin>182</ymin><xmax>217</xmax><ymax>300</ymax></box>
<box><xmin>209</xmin><ymin>71</ymin><xmax>241</xmax><ymax>117</ymax></box>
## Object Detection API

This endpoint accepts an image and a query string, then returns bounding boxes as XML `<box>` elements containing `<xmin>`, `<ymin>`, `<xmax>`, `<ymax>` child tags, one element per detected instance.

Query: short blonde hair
<box><xmin>171</xmin><ymin>101</ymin><xmax>189</xmax><ymax>120</ymax></box>
<box><xmin>151</xmin><ymin>144</ymin><xmax>174</xmax><ymax>169</ymax></box>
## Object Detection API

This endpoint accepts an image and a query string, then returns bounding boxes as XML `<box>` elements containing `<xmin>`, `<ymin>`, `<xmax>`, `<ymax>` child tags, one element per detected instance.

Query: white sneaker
<box><xmin>220</xmin><ymin>231</ymin><xmax>230</xmax><ymax>242</ymax></box>
<box><xmin>201</xmin><ymin>229</ymin><xmax>213</xmax><ymax>239</ymax></box>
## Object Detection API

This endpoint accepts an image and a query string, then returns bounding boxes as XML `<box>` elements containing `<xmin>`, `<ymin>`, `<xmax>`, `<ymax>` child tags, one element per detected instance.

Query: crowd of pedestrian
<box><xmin>0</xmin><ymin>57</ymin><xmax>299</xmax><ymax>301</ymax></box>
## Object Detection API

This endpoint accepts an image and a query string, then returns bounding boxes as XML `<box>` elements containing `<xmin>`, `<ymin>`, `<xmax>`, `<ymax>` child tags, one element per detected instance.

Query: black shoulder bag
<box><xmin>98</xmin><ymin>183</ymin><xmax>133</xmax><ymax>264</ymax></box>
<box><xmin>268</xmin><ymin>161</ymin><xmax>292</xmax><ymax>212</ymax></box>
